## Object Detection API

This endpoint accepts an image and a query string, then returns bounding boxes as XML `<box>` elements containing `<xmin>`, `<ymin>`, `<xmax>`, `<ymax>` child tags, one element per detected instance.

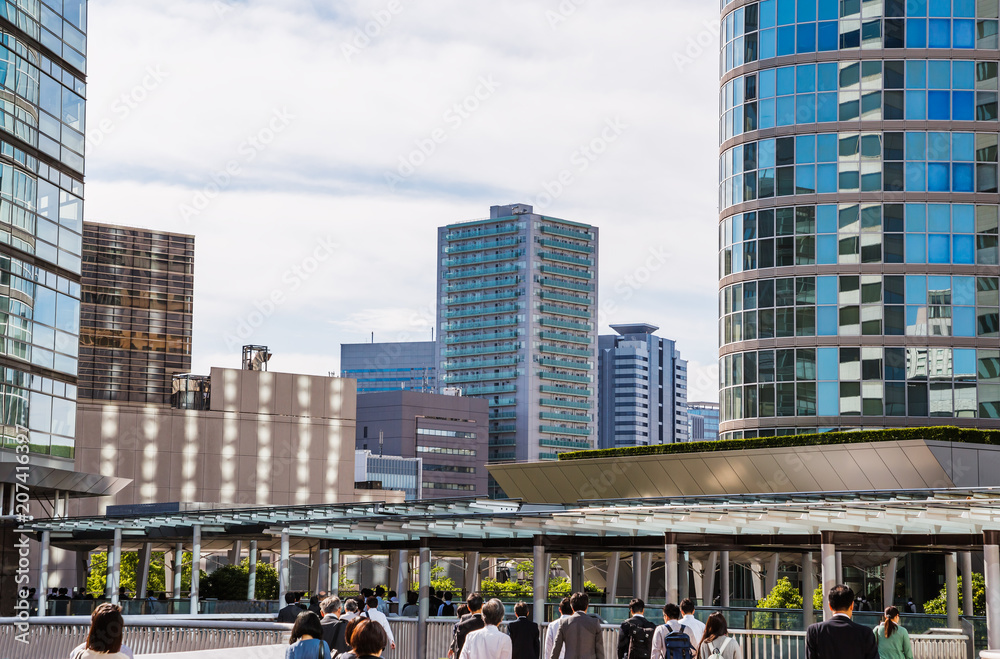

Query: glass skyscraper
<box><xmin>0</xmin><ymin>0</ymin><xmax>87</xmax><ymax>459</ymax></box>
<box><xmin>718</xmin><ymin>0</ymin><xmax>1000</xmax><ymax>437</ymax></box>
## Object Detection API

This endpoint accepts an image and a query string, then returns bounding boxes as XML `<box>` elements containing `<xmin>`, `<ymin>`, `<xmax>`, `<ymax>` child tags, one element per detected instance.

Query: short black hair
<box><xmin>680</xmin><ymin>598</ymin><xmax>695</xmax><ymax>614</ymax></box>
<box><xmin>289</xmin><ymin>611</ymin><xmax>323</xmax><ymax>644</ymax></box>
<box><xmin>828</xmin><ymin>585</ymin><xmax>855</xmax><ymax>612</ymax></box>
<box><xmin>284</xmin><ymin>592</ymin><xmax>298</xmax><ymax>605</ymax></box>
<box><xmin>570</xmin><ymin>591</ymin><xmax>589</xmax><ymax>612</ymax></box>
<box><xmin>444</xmin><ymin>591</ymin><xmax>453</xmax><ymax>600</ymax></box>
<box><xmin>366</xmin><ymin>596</ymin><xmax>379</xmax><ymax>609</ymax></box>
<box><xmin>375</xmin><ymin>586</ymin><xmax>385</xmax><ymax>596</ymax></box>
<box><xmin>467</xmin><ymin>592</ymin><xmax>484</xmax><ymax>611</ymax></box>
<box><xmin>662</xmin><ymin>603</ymin><xmax>681</xmax><ymax>619</ymax></box>
<box><xmin>630</xmin><ymin>598</ymin><xmax>644</xmax><ymax>613</ymax></box>
<box><xmin>514</xmin><ymin>601</ymin><xmax>529</xmax><ymax>617</ymax></box>
<box><xmin>559</xmin><ymin>597</ymin><xmax>573</xmax><ymax>616</ymax></box>
<box><xmin>406</xmin><ymin>591</ymin><xmax>418</xmax><ymax>605</ymax></box>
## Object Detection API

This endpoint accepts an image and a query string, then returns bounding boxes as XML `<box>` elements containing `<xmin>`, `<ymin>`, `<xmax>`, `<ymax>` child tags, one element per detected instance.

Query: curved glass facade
<box><xmin>719</xmin><ymin>0</ymin><xmax>1000</xmax><ymax>438</ymax></box>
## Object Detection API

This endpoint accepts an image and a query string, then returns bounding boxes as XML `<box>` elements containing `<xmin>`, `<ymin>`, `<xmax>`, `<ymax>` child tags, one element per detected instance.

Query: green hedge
<box><xmin>557</xmin><ymin>426</ymin><xmax>1000</xmax><ymax>461</ymax></box>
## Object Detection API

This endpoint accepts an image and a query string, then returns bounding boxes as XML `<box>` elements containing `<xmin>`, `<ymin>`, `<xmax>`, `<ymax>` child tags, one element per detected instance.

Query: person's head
<box><xmin>559</xmin><ymin>597</ymin><xmax>573</xmax><ymax>616</ymax></box>
<box><xmin>406</xmin><ymin>591</ymin><xmax>418</xmax><ymax>606</ymax></box>
<box><xmin>699</xmin><ymin>611</ymin><xmax>729</xmax><ymax>652</ymax></box>
<box><xmin>883</xmin><ymin>606</ymin><xmax>900</xmax><ymax>638</ymax></box>
<box><xmin>366</xmin><ymin>595</ymin><xmax>379</xmax><ymax>610</ymax></box>
<box><xmin>680</xmin><ymin>598</ymin><xmax>695</xmax><ymax>615</ymax></box>
<box><xmin>457</xmin><ymin>604</ymin><xmax>469</xmax><ymax>617</ymax></box>
<box><xmin>907</xmin><ymin>595</ymin><xmax>913</xmax><ymax>602</ymax></box>
<box><xmin>362</xmin><ymin>588</ymin><xmax>374</xmax><ymax>599</ymax></box>
<box><xmin>570</xmin><ymin>591</ymin><xmax>589</xmax><ymax>612</ymax></box>
<box><xmin>828</xmin><ymin>585</ymin><xmax>855</xmax><ymax>613</ymax></box>
<box><xmin>629</xmin><ymin>598</ymin><xmax>645</xmax><ymax>615</ymax></box>
<box><xmin>351</xmin><ymin>618</ymin><xmax>388</xmax><ymax>655</ymax></box>
<box><xmin>375</xmin><ymin>586</ymin><xmax>386</xmax><ymax>597</ymax></box>
<box><xmin>482</xmin><ymin>598</ymin><xmax>505</xmax><ymax>626</ymax></box>
<box><xmin>309</xmin><ymin>595</ymin><xmax>320</xmax><ymax>607</ymax></box>
<box><xmin>388</xmin><ymin>590</ymin><xmax>397</xmax><ymax>600</ymax></box>
<box><xmin>289</xmin><ymin>611</ymin><xmax>323</xmax><ymax>644</ymax></box>
<box><xmin>86</xmin><ymin>603</ymin><xmax>124</xmax><ymax>653</ymax></box>
<box><xmin>345</xmin><ymin>616</ymin><xmax>365</xmax><ymax>647</ymax></box>
<box><xmin>321</xmin><ymin>596</ymin><xmax>341</xmax><ymax>616</ymax></box>
<box><xmin>662</xmin><ymin>603</ymin><xmax>681</xmax><ymax>621</ymax></box>
<box><xmin>345</xmin><ymin>599</ymin><xmax>359</xmax><ymax>613</ymax></box>
<box><xmin>58</xmin><ymin>588</ymin><xmax>68</xmax><ymax>596</ymax></box>
<box><xmin>467</xmin><ymin>592</ymin><xmax>484</xmax><ymax>612</ymax></box>
<box><xmin>443</xmin><ymin>591</ymin><xmax>453</xmax><ymax>601</ymax></box>
<box><xmin>284</xmin><ymin>592</ymin><xmax>298</xmax><ymax>605</ymax></box>
<box><xmin>514</xmin><ymin>601</ymin><xmax>529</xmax><ymax>618</ymax></box>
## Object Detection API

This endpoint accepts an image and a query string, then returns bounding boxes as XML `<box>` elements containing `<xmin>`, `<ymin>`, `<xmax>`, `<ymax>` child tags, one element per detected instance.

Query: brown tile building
<box><xmin>79</xmin><ymin>222</ymin><xmax>194</xmax><ymax>404</ymax></box>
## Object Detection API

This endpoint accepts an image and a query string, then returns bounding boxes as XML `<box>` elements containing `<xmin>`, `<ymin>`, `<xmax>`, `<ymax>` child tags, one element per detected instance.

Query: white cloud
<box><xmin>85</xmin><ymin>0</ymin><xmax>722</xmax><ymax>400</ymax></box>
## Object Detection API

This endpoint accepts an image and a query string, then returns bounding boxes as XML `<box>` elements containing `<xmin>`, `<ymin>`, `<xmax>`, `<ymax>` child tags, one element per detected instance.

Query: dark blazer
<box><xmin>508</xmin><ymin>616</ymin><xmax>541</xmax><ymax>659</ymax></box>
<box><xmin>321</xmin><ymin>616</ymin><xmax>349</xmax><ymax>654</ymax></box>
<box><xmin>551</xmin><ymin>611</ymin><xmax>606</xmax><ymax>659</ymax></box>
<box><xmin>618</xmin><ymin>615</ymin><xmax>656</xmax><ymax>659</ymax></box>
<box><xmin>451</xmin><ymin>612</ymin><xmax>486</xmax><ymax>657</ymax></box>
<box><xmin>277</xmin><ymin>603</ymin><xmax>305</xmax><ymax>623</ymax></box>
<box><xmin>806</xmin><ymin>615</ymin><xmax>879</xmax><ymax>659</ymax></box>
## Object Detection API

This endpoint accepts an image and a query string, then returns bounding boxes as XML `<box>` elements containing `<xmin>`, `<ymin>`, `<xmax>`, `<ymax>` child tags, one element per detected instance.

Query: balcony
<box><xmin>540</xmin><ymin>425</ymin><xmax>593</xmax><ymax>437</ymax></box>
<box><xmin>441</xmin><ymin>317</ymin><xmax>518</xmax><ymax>332</ymax></box>
<box><xmin>537</xmin><ymin>250</ymin><xmax>594</xmax><ymax>267</ymax></box>
<box><xmin>444</xmin><ymin>357</ymin><xmax>519</xmax><ymax>371</ymax></box>
<box><xmin>541</xmin><ymin>411</ymin><xmax>593</xmax><ymax>423</ymax></box>
<box><xmin>463</xmin><ymin>383</ymin><xmax>516</xmax><ymax>395</ymax></box>
<box><xmin>445</xmin><ymin>236</ymin><xmax>522</xmax><ymax>254</ymax></box>
<box><xmin>539</xmin><ymin>344</ymin><xmax>592</xmax><ymax>358</ymax></box>
<box><xmin>539</xmin><ymin>331</ymin><xmax>592</xmax><ymax>345</ymax></box>
<box><xmin>443</xmin><ymin>303</ymin><xmax>521</xmax><ymax>319</ymax></box>
<box><xmin>538</xmin><ymin>277</ymin><xmax>592</xmax><ymax>293</ymax></box>
<box><xmin>539</xmin><ymin>357</ymin><xmax>591</xmax><ymax>371</ymax></box>
<box><xmin>443</xmin><ymin>330</ymin><xmax>519</xmax><ymax>344</ymax></box>
<box><xmin>443</xmin><ymin>249</ymin><xmax>524</xmax><ymax>267</ymax></box>
<box><xmin>444</xmin><ymin>263</ymin><xmax>521</xmax><ymax>280</ymax></box>
<box><xmin>489</xmin><ymin>397</ymin><xmax>517</xmax><ymax>407</ymax></box>
<box><xmin>539</xmin><ymin>264</ymin><xmax>592</xmax><ymax>280</ymax></box>
<box><xmin>539</xmin><ymin>304</ymin><xmax>591</xmax><ymax>319</ymax></box>
<box><xmin>540</xmin><ymin>397</ymin><xmax>592</xmax><ymax>410</ymax></box>
<box><xmin>443</xmin><ymin>277</ymin><xmax>521</xmax><ymax>293</ymax></box>
<box><xmin>491</xmin><ymin>424</ymin><xmax>517</xmax><ymax>433</ymax></box>
<box><xmin>540</xmin><ymin>237</ymin><xmax>594</xmax><ymax>254</ymax></box>
<box><xmin>445</xmin><ymin>224</ymin><xmax>520</xmax><ymax>241</ymax></box>
<box><xmin>446</xmin><ymin>290</ymin><xmax>520</xmax><ymax>305</ymax></box>
<box><xmin>491</xmin><ymin>451</ymin><xmax>517</xmax><ymax>460</ymax></box>
<box><xmin>540</xmin><ymin>384</ymin><xmax>592</xmax><ymax>396</ymax></box>
<box><xmin>442</xmin><ymin>344</ymin><xmax>519</xmax><ymax>358</ymax></box>
<box><xmin>489</xmin><ymin>410</ymin><xmax>517</xmax><ymax>419</ymax></box>
<box><xmin>489</xmin><ymin>437</ymin><xmax>517</xmax><ymax>447</ymax></box>
<box><xmin>441</xmin><ymin>370</ymin><xmax>519</xmax><ymax>384</ymax></box>
<box><xmin>540</xmin><ymin>290</ymin><xmax>591</xmax><ymax>305</ymax></box>
<box><xmin>539</xmin><ymin>317</ymin><xmax>592</xmax><ymax>332</ymax></box>
<box><xmin>539</xmin><ymin>371</ymin><xmax>592</xmax><ymax>384</ymax></box>
<box><xmin>539</xmin><ymin>437</ymin><xmax>593</xmax><ymax>448</ymax></box>
<box><xmin>540</xmin><ymin>224</ymin><xmax>594</xmax><ymax>241</ymax></box>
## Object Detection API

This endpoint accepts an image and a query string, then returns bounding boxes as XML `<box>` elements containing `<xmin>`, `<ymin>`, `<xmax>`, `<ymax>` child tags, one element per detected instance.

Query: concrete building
<box><xmin>436</xmin><ymin>204</ymin><xmax>599</xmax><ymax>483</ymax></box>
<box><xmin>79</xmin><ymin>221</ymin><xmax>195</xmax><ymax>404</ymax></box>
<box><xmin>597</xmin><ymin>324</ymin><xmax>688</xmax><ymax>449</ymax></box>
<box><xmin>73</xmin><ymin>367</ymin><xmax>400</xmax><ymax>517</ymax></box>
<box><xmin>688</xmin><ymin>401</ymin><xmax>721</xmax><ymax>441</ymax></box>
<box><xmin>340</xmin><ymin>341</ymin><xmax>437</xmax><ymax>393</ymax></box>
<box><xmin>355</xmin><ymin>390</ymin><xmax>488</xmax><ymax>497</ymax></box>
<box><xmin>718</xmin><ymin>0</ymin><xmax>1000</xmax><ymax>437</ymax></box>
<box><xmin>355</xmin><ymin>449</ymin><xmax>422</xmax><ymax>500</ymax></box>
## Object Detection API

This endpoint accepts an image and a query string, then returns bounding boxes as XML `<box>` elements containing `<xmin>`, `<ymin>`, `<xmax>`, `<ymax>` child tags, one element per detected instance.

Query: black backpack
<box><xmin>627</xmin><ymin>624</ymin><xmax>655</xmax><ymax>659</ymax></box>
<box><xmin>440</xmin><ymin>602</ymin><xmax>456</xmax><ymax>617</ymax></box>
<box><xmin>663</xmin><ymin>624</ymin><xmax>695</xmax><ymax>659</ymax></box>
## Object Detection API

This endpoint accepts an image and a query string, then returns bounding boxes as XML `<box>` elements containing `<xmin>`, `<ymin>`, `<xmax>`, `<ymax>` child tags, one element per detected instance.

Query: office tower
<box><xmin>718</xmin><ymin>0</ymin><xmax>1000</xmax><ymax>437</ymax></box>
<box><xmin>597</xmin><ymin>324</ymin><xmax>688</xmax><ymax>449</ymax></box>
<box><xmin>355</xmin><ymin>450</ymin><xmax>423</xmax><ymax>500</ymax></box>
<box><xmin>355</xmin><ymin>390</ymin><xmax>489</xmax><ymax>497</ymax></box>
<box><xmin>436</xmin><ymin>204</ymin><xmax>598</xmax><ymax>477</ymax></box>
<box><xmin>341</xmin><ymin>341</ymin><xmax>437</xmax><ymax>393</ymax></box>
<box><xmin>79</xmin><ymin>222</ymin><xmax>195</xmax><ymax>404</ymax></box>
<box><xmin>687</xmin><ymin>401</ymin><xmax>721</xmax><ymax>441</ymax></box>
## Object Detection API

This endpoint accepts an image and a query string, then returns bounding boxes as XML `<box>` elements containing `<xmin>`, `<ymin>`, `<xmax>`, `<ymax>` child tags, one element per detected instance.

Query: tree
<box><xmin>88</xmin><ymin>551</ymin><xmax>203</xmax><ymax>598</ymax></box>
<box><xmin>814</xmin><ymin>583</ymin><xmax>824</xmax><ymax>611</ymax></box>
<box><xmin>201</xmin><ymin>558</ymin><xmax>279</xmax><ymax>600</ymax></box>
<box><xmin>754</xmin><ymin>577</ymin><xmax>804</xmax><ymax>629</ymax></box>
<box><xmin>923</xmin><ymin>573</ymin><xmax>985</xmax><ymax>616</ymax></box>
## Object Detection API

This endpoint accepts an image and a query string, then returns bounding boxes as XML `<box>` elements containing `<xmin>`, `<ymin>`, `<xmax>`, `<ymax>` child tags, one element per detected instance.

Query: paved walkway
<box><xmin>138</xmin><ymin>646</ymin><xmax>285</xmax><ymax>659</ymax></box>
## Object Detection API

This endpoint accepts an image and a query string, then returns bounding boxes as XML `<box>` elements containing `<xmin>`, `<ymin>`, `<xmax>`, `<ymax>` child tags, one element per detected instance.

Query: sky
<box><xmin>83</xmin><ymin>0</ymin><xmax>723</xmax><ymax>401</ymax></box>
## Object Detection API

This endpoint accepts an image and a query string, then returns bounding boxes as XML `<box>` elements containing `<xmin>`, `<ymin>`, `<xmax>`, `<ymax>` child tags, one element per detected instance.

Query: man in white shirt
<box><xmin>341</xmin><ymin>598</ymin><xmax>360</xmax><ymax>621</ymax></box>
<box><xmin>460</xmin><ymin>598</ymin><xmax>511</xmax><ymax>659</ymax></box>
<box><xmin>545</xmin><ymin>597</ymin><xmax>573</xmax><ymax>659</ymax></box>
<box><xmin>364</xmin><ymin>595</ymin><xmax>397</xmax><ymax>650</ymax></box>
<box><xmin>652</xmin><ymin>603</ymin><xmax>697</xmax><ymax>659</ymax></box>
<box><xmin>679</xmin><ymin>599</ymin><xmax>705</xmax><ymax>645</ymax></box>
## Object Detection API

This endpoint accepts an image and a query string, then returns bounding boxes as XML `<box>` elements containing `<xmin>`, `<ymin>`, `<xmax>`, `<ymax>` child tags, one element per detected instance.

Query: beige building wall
<box><xmin>72</xmin><ymin>367</ymin><xmax>399</xmax><ymax>517</ymax></box>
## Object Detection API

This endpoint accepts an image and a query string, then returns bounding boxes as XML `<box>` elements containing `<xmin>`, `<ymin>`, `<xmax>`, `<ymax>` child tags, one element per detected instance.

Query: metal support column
<box><xmin>331</xmin><ymin>548</ymin><xmax>341</xmax><ymax>598</ymax></box>
<box><xmin>317</xmin><ymin>546</ymin><xmax>330</xmax><ymax>595</ymax></box>
<box><xmin>961</xmin><ymin>551</ymin><xmax>974</xmax><ymax>617</ymax></box>
<box><xmin>534</xmin><ymin>536</ymin><xmax>547</xmax><ymax>622</ymax></box>
<box><xmin>571</xmin><ymin>552</ymin><xmax>584</xmax><ymax>594</ymax></box>
<box><xmin>416</xmin><ymin>539</ymin><xmax>431</xmax><ymax>659</ymax></box>
<box><xmin>835</xmin><ymin>551</ymin><xmax>843</xmax><ymax>585</ymax></box>
<box><xmin>766</xmin><ymin>553</ymin><xmax>780</xmax><ymax>594</ymax></box>
<box><xmin>248</xmin><ymin>540</ymin><xmax>258</xmax><ymax>600</ymax></box>
<box><xmin>679</xmin><ymin>551</ymin><xmax>690</xmax><ymax>601</ymax></box>
<box><xmin>985</xmin><ymin>532</ymin><xmax>1000</xmax><ymax>650</ymax></box>
<box><xmin>665</xmin><ymin>536</ymin><xmax>679</xmax><ymax>605</ymax></box>
<box><xmin>607</xmin><ymin>552</ymin><xmax>621</xmax><ymax>604</ymax></box>
<box><xmin>946</xmin><ymin>552</ymin><xmax>960</xmax><ymax>629</ymax></box>
<box><xmin>279</xmin><ymin>529</ymin><xmax>290</xmax><ymax>607</ymax></box>
<box><xmin>173</xmin><ymin>543</ymin><xmax>183</xmax><ymax>599</ymax></box>
<box><xmin>396</xmin><ymin>550</ymin><xmax>409</xmax><ymax>600</ymax></box>
<box><xmin>721</xmin><ymin>551</ymin><xmax>731</xmax><ymax>607</ymax></box>
<box><xmin>821</xmin><ymin>532</ymin><xmax>836</xmax><ymax>621</ymax></box>
<box><xmin>108</xmin><ymin>528</ymin><xmax>122</xmax><ymax>605</ymax></box>
<box><xmin>884</xmin><ymin>557</ymin><xmax>897</xmax><ymax>609</ymax></box>
<box><xmin>465</xmin><ymin>551</ymin><xmax>481</xmax><ymax>595</ymax></box>
<box><xmin>703</xmin><ymin>551</ymin><xmax>719</xmax><ymax>607</ymax></box>
<box><xmin>38</xmin><ymin>531</ymin><xmax>50</xmax><ymax>618</ymax></box>
<box><xmin>137</xmin><ymin>542</ymin><xmax>152</xmax><ymax>600</ymax></box>
<box><xmin>632</xmin><ymin>552</ymin><xmax>642</xmax><ymax>599</ymax></box>
<box><xmin>803</xmin><ymin>552</ymin><xmax>815</xmax><ymax>626</ymax></box>
<box><xmin>190</xmin><ymin>525</ymin><xmax>201</xmax><ymax>615</ymax></box>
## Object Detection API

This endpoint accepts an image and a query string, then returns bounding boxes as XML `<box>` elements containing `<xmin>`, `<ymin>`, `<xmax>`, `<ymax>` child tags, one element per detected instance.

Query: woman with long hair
<box><xmin>75</xmin><ymin>603</ymin><xmax>129</xmax><ymax>659</ymax></box>
<box><xmin>873</xmin><ymin>606</ymin><xmax>914</xmax><ymax>659</ymax></box>
<box><xmin>286</xmin><ymin>610</ymin><xmax>332</xmax><ymax>659</ymax></box>
<box><xmin>697</xmin><ymin>612</ymin><xmax>743</xmax><ymax>659</ymax></box>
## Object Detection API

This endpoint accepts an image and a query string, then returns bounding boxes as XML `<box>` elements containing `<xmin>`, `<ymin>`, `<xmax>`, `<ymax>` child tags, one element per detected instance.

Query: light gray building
<box><xmin>688</xmin><ymin>401</ymin><xmax>720</xmax><ymax>441</ymax></box>
<box><xmin>355</xmin><ymin>450</ymin><xmax>422</xmax><ymax>500</ymax></box>
<box><xmin>597</xmin><ymin>324</ymin><xmax>688</xmax><ymax>449</ymax></box>
<box><xmin>355</xmin><ymin>390</ymin><xmax>488</xmax><ymax>497</ymax></box>
<box><xmin>341</xmin><ymin>341</ymin><xmax>437</xmax><ymax>393</ymax></box>
<box><xmin>436</xmin><ymin>204</ymin><xmax>599</xmax><ymax>482</ymax></box>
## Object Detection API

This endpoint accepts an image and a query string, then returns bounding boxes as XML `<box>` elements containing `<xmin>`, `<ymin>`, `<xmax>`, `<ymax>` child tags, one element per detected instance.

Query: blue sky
<box><xmin>84</xmin><ymin>0</ymin><xmax>723</xmax><ymax>400</ymax></box>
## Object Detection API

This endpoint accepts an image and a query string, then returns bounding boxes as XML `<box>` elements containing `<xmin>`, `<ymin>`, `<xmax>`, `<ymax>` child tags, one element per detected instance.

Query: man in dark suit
<box><xmin>806</xmin><ymin>585</ymin><xmax>878</xmax><ymax>659</ymax></box>
<box><xmin>551</xmin><ymin>591</ymin><xmax>606</xmax><ymax>659</ymax></box>
<box><xmin>450</xmin><ymin>592</ymin><xmax>485</xmax><ymax>658</ymax></box>
<box><xmin>618</xmin><ymin>598</ymin><xmax>656</xmax><ymax>659</ymax></box>
<box><xmin>276</xmin><ymin>591</ymin><xmax>305</xmax><ymax>623</ymax></box>
<box><xmin>508</xmin><ymin>601</ymin><xmax>541</xmax><ymax>659</ymax></box>
<box><xmin>319</xmin><ymin>596</ymin><xmax>350</xmax><ymax>654</ymax></box>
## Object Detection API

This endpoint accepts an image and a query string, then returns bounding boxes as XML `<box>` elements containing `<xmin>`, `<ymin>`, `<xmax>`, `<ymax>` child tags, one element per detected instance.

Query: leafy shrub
<box><xmin>753</xmin><ymin>577</ymin><xmax>803</xmax><ymax>629</ymax></box>
<box><xmin>201</xmin><ymin>559</ymin><xmax>279</xmax><ymax>600</ymax></box>
<box><xmin>923</xmin><ymin>573</ymin><xmax>985</xmax><ymax>616</ymax></box>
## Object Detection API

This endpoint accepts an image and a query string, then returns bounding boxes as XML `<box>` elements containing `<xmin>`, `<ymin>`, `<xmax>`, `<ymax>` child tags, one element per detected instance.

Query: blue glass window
<box><xmin>954</xmin><ymin>276</ymin><xmax>975</xmax><ymax>305</ymax></box>
<box><xmin>953</xmin><ymin>205</ymin><xmax>974</xmax><ymax>232</ymax></box>
<box><xmin>953</xmin><ymin>91</ymin><xmax>974</xmax><ymax>120</ymax></box>
<box><xmin>906</xmin><ymin>275</ymin><xmax>927</xmax><ymax>304</ymax></box>
<box><xmin>818</xmin><ymin>0</ymin><xmax>837</xmax><ymax>19</ymax></box>
<box><xmin>797</xmin><ymin>64</ymin><xmax>816</xmax><ymax>92</ymax></box>
<box><xmin>928</xmin><ymin>163</ymin><xmax>950</xmax><ymax>191</ymax></box>
<box><xmin>777</xmin><ymin>25</ymin><xmax>796</xmax><ymax>54</ymax></box>
<box><xmin>797</xmin><ymin>23</ymin><xmax>817</xmax><ymax>52</ymax></box>
<box><xmin>954</xmin><ymin>306</ymin><xmax>976</xmax><ymax>336</ymax></box>
<box><xmin>817</xmin><ymin>235</ymin><xmax>837</xmax><ymax>263</ymax></box>
<box><xmin>759</xmin><ymin>99</ymin><xmax>776</xmax><ymax>129</ymax></box>
<box><xmin>928</xmin><ymin>90</ymin><xmax>950</xmax><ymax>119</ymax></box>
<box><xmin>907</xmin><ymin>19</ymin><xmax>927</xmax><ymax>47</ymax></box>
<box><xmin>817</xmin><ymin>276</ymin><xmax>838</xmax><ymax>303</ymax></box>
<box><xmin>906</xmin><ymin>162</ymin><xmax>927</xmax><ymax>190</ymax></box>
<box><xmin>796</xmin><ymin>165</ymin><xmax>816</xmax><ymax>192</ymax></box>
<box><xmin>817</xmin><ymin>347</ymin><xmax>838</xmax><ymax>379</ymax></box>
<box><xmin>817</xmin><ymin>307</ymin><xmax>838</xmax><ymax>336</ymax></box>
<box><xmin>776</xmin><ymin>96</ymin><xmax>795</xmax><ymax>125</ymax></box>
<box><xmin>760</xmin><ymin>29</ymin><xmax>776</xmax><ymax>59</ymax></box>
<box><xmin>906</xmin><ymin>61</ymin><xmax>927</xmax><ymax>88</ymax></box>
<box><xmin>760</xmin><ymin>69</ymin><xmax>776</xmax><ymax>98</ymax></box>
<box><xmin>910</xmin><ymin>0</ymin><xmax>928</xmax><ymax>15</ymax></box>
<box><xmin>816</xmin><ymin>93</ymin><xmax>838</xmax><ymax>121</ymax></box>
<box><xmin>905</xmin><ymin>91</ymin><xmax>927</xmax><ymax>120</ymax></box>
<box><xmin>817</xmin><ymin>164</ymin><xmax>837</xmax><ymax>192</ymax></box>
<box><xmin>906</xmin><ymin>234</ymin><xmax>927</xmax><ymax>262</ymax></box>
<box><xmin>760</xmin><ymin>0</ymin><xmax>776</xmax><ymax>28</ymax></box>
<box><xmin>906</xmin><ymin>205</ymin><xmax>926</xmax><ymax>231</ymax></box>
<box><xmin>817</xmin><ymin>134</ymin><xmax>837</xmax><ymax>161</ymax></box>
<box><xmin>796</xmin><ymin>134</ymin><xmax>816</xmax><ymax>162</ymax></box>
<box><xmin>777</xmin><ymin>0</ymin><xmax>795</xmax><ymax>24</ymax></box>
<box><xmin>818</xmin><ymin>21</ymin><xmax>838</xmax><ymax>50</ymax></box>
<box><xmin>954</xmin><ymin>19</ymin><xmax>975</xmax><ymax>48</ymax></box>
<box><xmin>953</xmin><ymin>0</ymin><xmax>974</xmax><ymax>17</ymax></box>
<box><xmin>954</xmin><ymin>163</ymin><xmax>975</xmax><ymax>191</ymax></box>
<box><xmin>928</xmin><ymin>61</ymin><xmax>950</xmax><ymax>88</ymax></box>
<box><xmin>797</xmin><ymin>0</ymin><xmax>816</xmax><ymax>22</ymax></box>
<box><xmin>954</xmin><ymin>234</ymin><xmax>976</xmax><ymax>262</ymax></box>
<box><xmin>817</xmin><ymin>63</ymin><xmax>837</xmax><ymax>91</ymax></box>
<box><xmin>929</xmin><ymin>19</ymin><xmax>951</xmax><ymax>47</ymax></box>
<box><xmin>817</xmin><ymin>205</ymin><xmax>837</xmax><ymax>232</ymax></box>
<box><xmin>929</xmin><ymin>233</ymin><xmax>951</xmax><ymax>261</ymax></box>
<box><xmin>906</xmin><ymin>133</ymin><xmax>926</xmax><ymax>160</ymax></box>
<box><xmin>759</xmin><ymin>139</ymin><xmax>776</xmax><ymax>167</ymax></box>
<box><xmin>929</xmin><ymin>0</ymin><xmax>950</xmax><ymax>17</ymax></box>
<box><xmin>777</xmin><ymin>66</ymin><xmax>795</xmax><ymax>94</ymax></box>
<box><xmin>953</xmin><ymin>61</ymin><xmax>975</xmax><ymax>89</ymax></box>
<box><xmin>928</xmin><ymin>204</ymin><xmax>950</xmax><ymax>232</ymax></box>
<box><xmin>797</xmin><ymin>94</ymin><xmax>816</xmax><ymax>123</ymax></box>
<box><xmin>928</xmin><ymin>132</ymin><xmax>950</xmax><ymax>160</ymax></box>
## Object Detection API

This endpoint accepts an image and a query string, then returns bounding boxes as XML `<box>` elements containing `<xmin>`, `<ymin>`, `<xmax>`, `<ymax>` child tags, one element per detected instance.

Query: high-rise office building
<box><xmin>79</xmin><ymin>222</ymin><xmax>195</xmax><ymax>404</ymax></box>
<box><xmin>718</xmin><ymin>0</ymin><xmax>1000</xmax><ymax>437</ymax></box>
<box><xmin>597</xmin><ymin>324</ymin><xmax>688</xmax><ymax>449</ymax></box>
<box><xmin>687</xmin><ymin>401</ymin><xmax>721</xmax><ymax>441</ymax></box>
<box><xmin>341</xmin><ymin>341</ymin><xmax>437</xmax><ymax>393</ymax></box>
<box><xmin>436</xmin><ymin>204</ymin><xmax>598</xmax><ymax>475</ymax></box>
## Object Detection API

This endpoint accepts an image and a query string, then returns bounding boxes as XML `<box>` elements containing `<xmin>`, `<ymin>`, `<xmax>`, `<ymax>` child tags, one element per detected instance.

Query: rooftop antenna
<box><xmin>371</xmin><ymin>331</ymin><xmax>374</xmax><ymax>344</ymax></box>
<box><xmin>379</xmin><ymin>429</ymin><xmax>384</xmax><ymax>457</ymax></box>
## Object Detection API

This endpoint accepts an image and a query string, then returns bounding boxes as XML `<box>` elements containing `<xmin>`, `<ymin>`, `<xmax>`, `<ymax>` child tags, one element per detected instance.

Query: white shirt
<box><xmin>652</xmin><ymin>620</ymin><xmax>698</xmax><ymax>659</ymax></box>
<box><xmin>545</xmin><ymin>614</ymin><xmax>570</xmax><ymax>659</ymax></box>
<box><xmin>461</xmin><ymin>624</ymin><xmax>512</xmax><ymax>659</ymax></box>
<box><xmin>680</xmin><ymin>614</ymin><xmax>705</xmax><ymax>643</ymax></box>
<box><xmin>71</xmin><ymin>644</ymin><xmax>134</xmax><ymax>659</ymax></box>
<box><xmin>364</xmin><ymin>607</ymin><xmax>396</xmax><ymax>646</ymax></box>
<box><xmin>341</xmin><ymin>611</ymin><xmax>359</xmax><ymax>621</ymax></box>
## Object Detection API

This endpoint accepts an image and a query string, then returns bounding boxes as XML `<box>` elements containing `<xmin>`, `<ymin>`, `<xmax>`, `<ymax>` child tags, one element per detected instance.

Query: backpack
<box><xmin>627</xmin><ymin>623</ymin><xmax>655</xmax><ymax>659</ymax></box>
<box><xmin>440</xmin><ymin>602</ymin><xmax>456</xmax><ymax>617</ymax></box>
<box><xmin>706</xmin><ymin>637</ymin><xmax>734</xmax><ymax>657</ymax></box>
<box><xmin>663</xmin><ymin>624</ymin><xmax>695</xmax><ymax>659</ymax></box>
